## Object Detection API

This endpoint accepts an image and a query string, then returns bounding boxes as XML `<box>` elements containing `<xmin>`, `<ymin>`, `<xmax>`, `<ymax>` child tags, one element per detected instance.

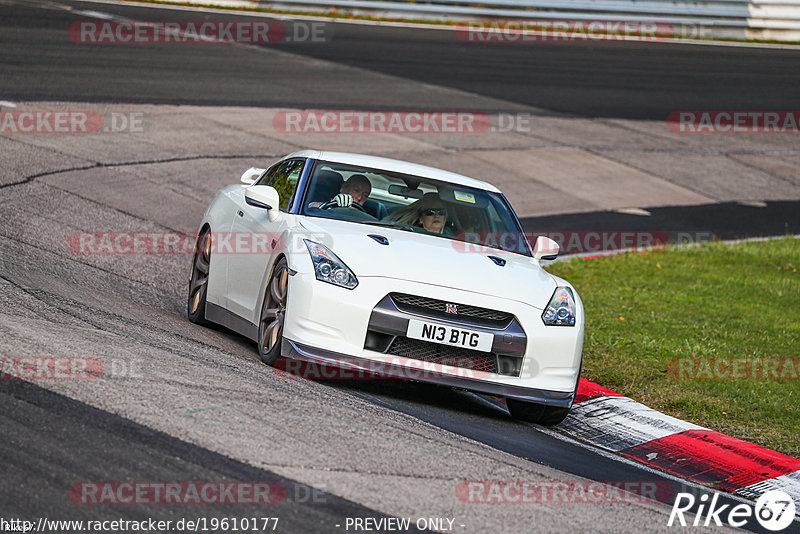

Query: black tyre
<box><xmin>258</xmin><ymin>258</ymin><xmax>288</xmax><ymax>365</ymax></box>
<box><xmin>506</xmin><ymin>398</ymin><xmax>571</xmax><ymax>426</ymax></box>
<box><xmin>188</xmin><ymin>228</ymin><xmax>212</xmax><ymax>324</ymax></box>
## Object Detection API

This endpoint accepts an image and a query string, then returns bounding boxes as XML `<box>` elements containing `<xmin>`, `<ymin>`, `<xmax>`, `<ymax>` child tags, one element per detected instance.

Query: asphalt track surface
<box><xmin>1</xmin><ymin>0</ymin><xmax>799</xmax><ymax>119</ymax></box>
<box><xmin>2</xmin><ymin>379</ymin><xmax>424</xmax><ymax>533</ymax></box>
<box><xmin>519</xmin><ymin>200</ymin><xmax>800</xmax><ymax>245</ymax></box>
<box><xmin>1</xmin><ymin>1</ymin><xmax>799</xmax><ymax>532</ymax></box>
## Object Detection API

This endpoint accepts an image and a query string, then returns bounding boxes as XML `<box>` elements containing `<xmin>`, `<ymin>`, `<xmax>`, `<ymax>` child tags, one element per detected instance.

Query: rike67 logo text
<box><xmin>669</xmin><ymin>490</ymin><xmax>796</xmax><ymax>531</ymax></box>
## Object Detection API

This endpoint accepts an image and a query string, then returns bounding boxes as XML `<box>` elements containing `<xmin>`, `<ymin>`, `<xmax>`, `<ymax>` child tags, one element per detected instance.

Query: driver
<box><xmin>310</xmin><ymin>174</ymin><xmax>371</xmax><ymax>209</ymax></box>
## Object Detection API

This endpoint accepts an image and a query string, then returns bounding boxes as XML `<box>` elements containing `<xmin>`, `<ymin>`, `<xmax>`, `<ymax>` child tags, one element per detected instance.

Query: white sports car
<box><xmin>189</xmin><ymin>150</ymin><xmax>584</xmax><ymax>425</ymax></box>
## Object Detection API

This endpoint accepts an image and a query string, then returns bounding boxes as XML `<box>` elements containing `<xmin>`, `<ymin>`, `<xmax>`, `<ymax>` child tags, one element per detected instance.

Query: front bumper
<box><xmin>282</xmin><ymin>271</ymin><xmax>583</xmax><ymax>395</ymax></box>
<box><xmin>281</xmin><ymin>339</ymin><xmax>575</xmax><ymax>408</ymax></box>
<box><xmin>364</xmin><ymin>294</ymin><xmax>527</xmax><ymax>377</ymax></box>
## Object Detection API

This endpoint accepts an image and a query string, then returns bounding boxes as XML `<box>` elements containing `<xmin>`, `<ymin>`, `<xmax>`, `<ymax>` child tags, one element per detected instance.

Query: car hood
<box><xmin>298</xmin><ymin>217</ymin><xmax>557</xmax><ymax>310</ymax></box>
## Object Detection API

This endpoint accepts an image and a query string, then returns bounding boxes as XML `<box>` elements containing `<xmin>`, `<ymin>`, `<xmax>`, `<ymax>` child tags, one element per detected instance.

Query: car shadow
<box><xmin>271</xmin><ymin>356</ymin><xmax>513</xmax><ymax>422</ymax></box>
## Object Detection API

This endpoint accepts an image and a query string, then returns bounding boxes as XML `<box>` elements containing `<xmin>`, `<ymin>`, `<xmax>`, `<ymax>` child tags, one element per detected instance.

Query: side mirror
<box><xmin>245</xmin><ymin>185</ymin><xmax>281</xmax><ymax>222</ymax></box>
<box><xmin>241</xmin><ymin>167</ymin><xmax>266</xmax><ymax>186</ymax></box>
<box><xmin>533</xmin><ymin>236</ymin><xmax>559</xmax><ymax>261</ymax></box>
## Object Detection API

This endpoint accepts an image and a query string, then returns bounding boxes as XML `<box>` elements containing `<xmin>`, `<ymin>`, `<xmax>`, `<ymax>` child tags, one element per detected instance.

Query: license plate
<box><xmin>406</xmin><ymin>319</ymin><xmax>493</xmax><ymax>352</ymax></box>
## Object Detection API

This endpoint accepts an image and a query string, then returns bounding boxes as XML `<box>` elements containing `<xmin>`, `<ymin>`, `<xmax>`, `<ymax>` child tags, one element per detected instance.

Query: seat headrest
<box><xmin>316</xmin><ymin>170</ymin><xmax>344</xmax><ymax>187</ymax></box>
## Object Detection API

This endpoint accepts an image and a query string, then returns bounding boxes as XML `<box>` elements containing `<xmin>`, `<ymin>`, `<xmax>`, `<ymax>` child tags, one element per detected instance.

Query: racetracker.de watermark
<box><xmin>456</xmin><ymin>480</ymin><xmax>673</xmax><ymax>503</ymax></box>
<box><xmin>277</xmin><ymin>110</ymin><xmax>682</xmax><ymax>134</ymax></box>
<box><xmin>667</xmin><ymin>111</ymin><xmax>800</xmax><ymax>133</ymax></box>
<box><xmin>67</xmin><ymin>232</ymin><xmax>288</xmax><ymax>255</ymax></box>
<box><xmin>272</xmin><ymin>356</ymin><xmax>494</xmax><ymax>381</ymax></box>
<box><xmin>0</xmin><ymin>111</ymin><xmax>144</xmax><ymax>134</ymax></box>
<box><xmin>456</xmin><ymin>20</ymin><xmax>675</xmax><ymax>42</ymax></box>
<box><xmin>69</xmin><ymin>482</ymin><xmax>286</xmax><ymax>504</ymax></box>
<box><xmin>69</xmin><ymin>20</ymin><xmax>328</xmax><ymax>44</ymax></box>
<box><xmin>273</xmin><ymin>110</ymin><xmax>493</xmax><ymax>134</ymax></box>
<box><xmin>667</xmin><ymin>357</ymin><xmax>800</xmax><ymax>380</ymax></box>
<box><xmin>0</xmin><ymin>357</ymin><xmax>103</xmax><ymax>380</ymax></box>
<box><xmin>452</xmin><ymin>230</ymin><xmax>694</xmax><ymax>255</ymax></box>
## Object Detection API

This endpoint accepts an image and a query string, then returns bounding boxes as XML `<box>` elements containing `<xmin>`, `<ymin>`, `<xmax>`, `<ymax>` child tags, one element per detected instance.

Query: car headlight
<box><xmin>542</xmin><ymin>287</ymin><xmax>576</xmax><ymax>326</ymax></box>
<box><xmin>304</xmin><ymin>240</ymin><xmax>358</xmax><ymax>289</ymax></box>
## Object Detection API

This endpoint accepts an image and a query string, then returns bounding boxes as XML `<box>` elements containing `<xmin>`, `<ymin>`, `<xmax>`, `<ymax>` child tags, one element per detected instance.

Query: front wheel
<box><xmin>188</xmin><ymin>229</ymin><xmax>211</xmax><ymax>324</ymax></box>
<box><xmin>506</xmin><ymin>398</ymin><xmax>571</xmax><ymax>426</ymax></box>
<box><xmin>258</xmin><ymin>258</ymin><xmax>288</xmax><ymax>365</ymax></box>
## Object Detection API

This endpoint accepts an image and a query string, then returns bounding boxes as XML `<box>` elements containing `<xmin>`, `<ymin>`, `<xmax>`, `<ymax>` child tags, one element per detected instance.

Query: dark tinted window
<box><xmin>260</xmin><ymin>159</ymin><xmax>304</xmax><ymax>210</ymax></box>
<box><xmin>300</xmin><ymin>160</ymin><xmax>530</xmax><ymax>256</ymax></box>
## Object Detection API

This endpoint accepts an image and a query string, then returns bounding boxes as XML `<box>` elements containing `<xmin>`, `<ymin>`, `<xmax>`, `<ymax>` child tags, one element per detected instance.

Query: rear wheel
<box><xmin>506</xmin><ymin>398</ymin><xmax>571</xmax><ymax>426</ymax></box>
<box><xmin>188</xmin><ymin>228</ymin><xmax>211</xmax><ymax>324</ymax></box>
<box><xmin>258</xmin><ymin>258</ymin><xmax>288</xmax><ymax>365</ymax></box>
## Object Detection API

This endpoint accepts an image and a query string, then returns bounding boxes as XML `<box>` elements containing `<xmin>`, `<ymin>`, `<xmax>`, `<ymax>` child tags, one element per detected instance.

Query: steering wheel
<box><xmin>320</xmin><ymin>200</ymin><xmax>368</xmax><ymax>213</ymax></box>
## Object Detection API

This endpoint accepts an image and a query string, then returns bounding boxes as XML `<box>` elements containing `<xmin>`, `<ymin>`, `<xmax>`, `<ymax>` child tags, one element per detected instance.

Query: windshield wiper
<box><xmin>360</xmin><ymin>221</ymin><xmax>417</xmax><ymax>232</ymax></box>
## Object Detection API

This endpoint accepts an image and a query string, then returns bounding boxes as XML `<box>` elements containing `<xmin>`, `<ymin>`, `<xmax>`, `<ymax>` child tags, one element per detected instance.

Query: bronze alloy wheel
<box><xmin>258</xmin><ymin>258</ymin><xmax>288</xmax><ymax>365</ymax></box>
<box><xmin>187</xmin><ymin>229</ymin><xmax>211</xmax><ymax>324</ymax></box>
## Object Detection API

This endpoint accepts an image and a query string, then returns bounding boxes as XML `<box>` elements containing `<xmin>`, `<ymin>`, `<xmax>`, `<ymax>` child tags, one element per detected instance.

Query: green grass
<box><xmin>545</xmin><ymin>237</ymin><xmax>800</xmax><ymax>457</ymax></box>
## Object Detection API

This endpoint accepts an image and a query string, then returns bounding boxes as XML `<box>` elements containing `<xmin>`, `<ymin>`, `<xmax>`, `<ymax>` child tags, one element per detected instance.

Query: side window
<box><xmin>261</xmin><ymin>159</ymin><xmax>304</xmax><ymax>211</ymax></box>
<box><xmin>255</xmin><ymin>162</ymin><xmax>281</xmax><ymax>186</ymax></box>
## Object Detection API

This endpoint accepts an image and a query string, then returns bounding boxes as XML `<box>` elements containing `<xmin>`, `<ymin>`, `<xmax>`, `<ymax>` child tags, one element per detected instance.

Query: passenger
<box><xmin>387</xmin><ymin>192</ymin><xmax>448</xmax><ymax>234</ymax></box>
<box><xmin>310</xmin><ymin>174</ymin><xmax>372</xmax><ymax>209</ymax></box>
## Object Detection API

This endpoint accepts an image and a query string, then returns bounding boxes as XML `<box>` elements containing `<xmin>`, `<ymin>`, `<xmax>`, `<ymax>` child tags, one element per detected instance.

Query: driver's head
<box><xmin>341</xmin><ymin>174</ymin><xmax>371</xmax><ymax>205</ymax></box>
<box><xmin>415</xmin><ymin>192</ymin><xmax>447</xmax><ymax>234</ymax></box>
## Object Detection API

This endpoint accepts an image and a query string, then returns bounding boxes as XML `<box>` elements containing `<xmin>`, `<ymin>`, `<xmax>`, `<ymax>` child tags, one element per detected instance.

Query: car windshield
<box><xmin>300</xmin><ymin>160</ymin><xmax>531</xmax><ymax>256</ymax></box>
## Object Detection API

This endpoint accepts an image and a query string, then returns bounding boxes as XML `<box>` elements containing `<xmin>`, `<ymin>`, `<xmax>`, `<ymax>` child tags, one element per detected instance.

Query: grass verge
<box><xmin>545</xmin><ymin>237</ymin><xmax>800</xmax><ymax>457</ymax></box>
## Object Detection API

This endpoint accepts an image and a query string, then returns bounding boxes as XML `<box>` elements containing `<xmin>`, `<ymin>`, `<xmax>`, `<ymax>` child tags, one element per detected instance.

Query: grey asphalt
<box><xmin>0</xmin><ymin>379</ymin><xmax>426</xmax><ymax>533</ymax></box>
<box><xmin>2</xmin><ymin>0</ymin><xmax>800</xmax><ymax>118</ymax></box>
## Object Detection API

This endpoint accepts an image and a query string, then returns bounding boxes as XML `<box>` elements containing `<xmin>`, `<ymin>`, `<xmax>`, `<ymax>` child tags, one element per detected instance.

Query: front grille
<box><xmin>390</xmin><ymin>293</ymin><xmax>513</xmax><ymax>326</ymax></box>
<box><xmin>386</xmin><ymin>336</ymin><xmax>498</xmax><ymax>374</ymax></box>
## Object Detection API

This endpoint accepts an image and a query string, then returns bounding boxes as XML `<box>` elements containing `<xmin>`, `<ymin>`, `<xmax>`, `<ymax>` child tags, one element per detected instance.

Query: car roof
<box><xmin>283</xmin><ymin>150</ymin><xmax>501</xmax><ymax>193</ymax></box>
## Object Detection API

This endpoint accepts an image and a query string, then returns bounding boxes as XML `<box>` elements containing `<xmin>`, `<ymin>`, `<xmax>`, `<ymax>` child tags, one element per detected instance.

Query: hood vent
<box><xmin>368</xmin><ymin>234</ymin><xmax>389</xmax><ymax>246</ymax></box>
<box><xmin>488</xmin><ymin>256</ymin><xmax>506</xmax><ymax>266</ymax></box>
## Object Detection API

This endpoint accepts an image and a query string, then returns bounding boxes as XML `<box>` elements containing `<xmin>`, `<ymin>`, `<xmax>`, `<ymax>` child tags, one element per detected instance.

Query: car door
<box><xmin>226</xmin><ymin>158</ymin><xmax>305</xmax><ymax>324</ymax></box>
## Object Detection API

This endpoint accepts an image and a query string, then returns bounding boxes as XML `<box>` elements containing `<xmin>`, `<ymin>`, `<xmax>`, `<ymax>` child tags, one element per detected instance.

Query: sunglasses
<box><xmin>422</xmin><ymin>208</ymin><xmax>446</xmax><ymax>217</ymax></box>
